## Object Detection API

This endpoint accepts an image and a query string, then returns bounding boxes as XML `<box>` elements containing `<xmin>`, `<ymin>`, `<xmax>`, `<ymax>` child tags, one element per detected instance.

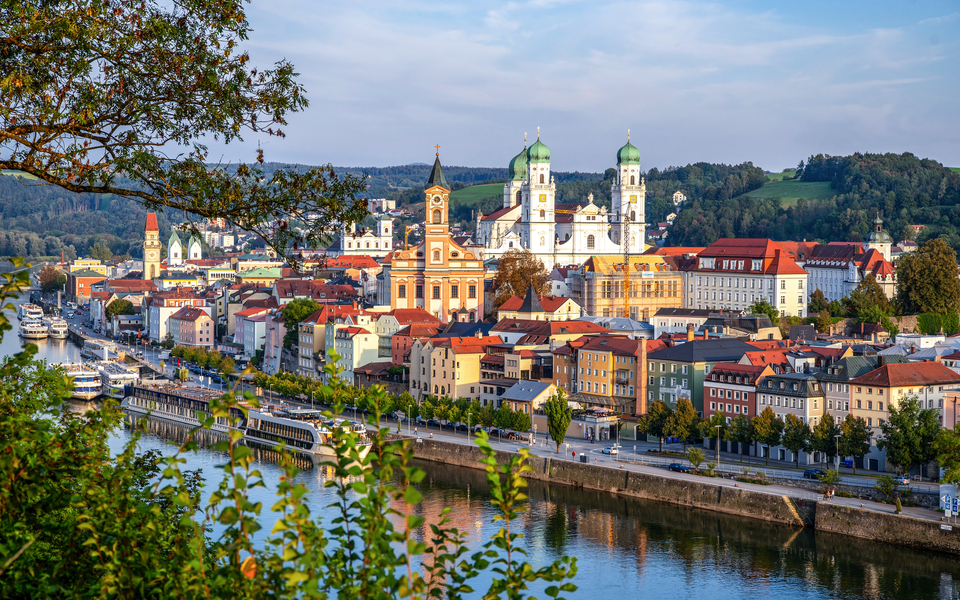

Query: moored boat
<box><xmin>59</xmin><ymin>363</ymin><xmax>103</xmax><ymax>400</ymax></box>
<box><xmin>19</xmin><ymin>319</ymin><xmax>49</xmax><ymax>340</ymax></box>
<box><xmin>244</xmin><ymin>407</ymin><xmax>372</xmax><ymax>458</ymax></box>
<box><xmin>44</xmin><ymin>317</ymin><xmax>68</xmax><ymax>339</ymax></box>
<box><xmin>97</xmin><ymin>361</ymin><xmax>140</xmax><ymax>399</ymax></box>
<box><xmin>120</xmin><ymin>383</ymin><xmax>245</xmax><ymax>433</ymax></box>
<box><xmin>18</xmin><ymin>303</ymin><xmax>44</xmax><ymax>321</ymax></box>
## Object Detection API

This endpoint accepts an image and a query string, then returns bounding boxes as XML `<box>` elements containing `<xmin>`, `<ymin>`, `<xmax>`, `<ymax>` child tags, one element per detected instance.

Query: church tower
<box><xmin>520</xmin><ymin>132</ymin><xmax>556</xmax><ymax>254</ymax></box>
<box><xmin>611</xmin><ymin>134</ymin><xmax>646</xmax><ymax>254</ymax></box>
<box><xmin>424</xmin><ymin>151</ymin><xmax>450</xmax><ymax>240</ymax></box>
<box><xmin>143</xmin><ymin>212</ymin><xmax>162</xmax><ymax>280</ymax></box>
<box><xmin>865</xmin><ymin>214</ymin><xmax>893</xmax><ymax>261</ymax></box>
<box><xmin>502</xmin><ymin>140</ymin><xmax>526</xmax><ymax>209</ymax></box>
<box><xmin>168</xmin><ymin>231</ymin><xmax>183</xmax><ymax>266</ymax></box>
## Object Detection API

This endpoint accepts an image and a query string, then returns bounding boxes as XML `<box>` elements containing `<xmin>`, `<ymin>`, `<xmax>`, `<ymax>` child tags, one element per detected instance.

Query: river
<box><xmin>7</xmin><ymin>295</ymin><xmax>960</xmax><ymax>598</ymax></box>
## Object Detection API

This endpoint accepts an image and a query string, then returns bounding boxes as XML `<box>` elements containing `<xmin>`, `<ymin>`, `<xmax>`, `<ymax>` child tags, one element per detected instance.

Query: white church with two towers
<box><xmin>476</xmin><ymin>133</ymin><xmax>647</xmax><ymax>270</ymax></box>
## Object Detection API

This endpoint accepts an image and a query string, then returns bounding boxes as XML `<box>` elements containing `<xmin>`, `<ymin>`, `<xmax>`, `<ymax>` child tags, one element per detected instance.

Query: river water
<box><xmin>7</xmin><ymin>295</ymin><xmax>960</xmax><ymax>599</ymax></box>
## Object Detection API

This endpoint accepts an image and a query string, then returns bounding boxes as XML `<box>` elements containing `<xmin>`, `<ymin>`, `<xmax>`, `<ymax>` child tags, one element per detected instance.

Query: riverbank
<box><xmin>387</xmin><ymin>433</ymin><xmax>960</xmax><ymax>556</ymax></box>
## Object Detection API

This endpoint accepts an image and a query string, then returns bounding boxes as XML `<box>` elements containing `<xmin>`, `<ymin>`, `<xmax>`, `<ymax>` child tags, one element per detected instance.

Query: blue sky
<box><xmin>210</xmin><ymin>0</ymin><xmax>960</xmax><ymax>173</ymax></box>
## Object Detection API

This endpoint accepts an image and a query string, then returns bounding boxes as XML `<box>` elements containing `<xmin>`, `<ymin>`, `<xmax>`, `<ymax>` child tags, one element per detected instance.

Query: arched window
<box><xmin>366</xmin><ymin>242</ymin><xmax>370</xmax><ymax>248</ymax></box>
<box><xmin>384</xmin><ymin>227</ymin><xmax>389</xmax><ymax>234</ymax></box>
<box><xmin>347</xmin><ymin>241</ymin><xmax>352</xmax><ymax>248</ymax></box>
<box><xmin>539</xmin><ymin>236</ymin><xmax>545</xmax><ymax>246</ymax></box>
<box><xmin>565</xmin><ymin>233</ymin><xmax>570</xmax><ymax>241</ymax></box>
<box><xmin>433</xmin><ymin>209</ymin><xmax>442</xmax><ymax>224</ymax></box>
<box><xmin>540</xmin><ymin>174</ymin><xmax>544</xmax><ymax>184</ymax></box>
<box><xmin>587</xmin><ymin>234</ymin><xmax>595</xmax><ymax>249</ymax></box>
<box><xmin>469</xmin><ymin>311</ymin><xmax>476</xmax><ymax>322</ymax></box>
<box><xmin>540</xmin><ymin>210</ymin><xmax>545</xmax><ymax>219</ymax></box>
<box><xmin>515</xmin><ymin>190</ymin><xmax>521</xmax><ymax>204</ymax></box>
<box><xmin>433</xmin><ymin>249</ymin><xmax>440</xmax><ymax>261</ymax></box>
<box><xmin>631</xmin><ymin>210</ymin><xmax>636</xmax><ymax>221</ymax></box>
<box><xmin>451</xmin><ymin>311</ymin><xmax>458</xmax><ymax>322</ymax></box>
<box><xmin>434</xmin><ymin>385</ymin><xmax>438</xmax><ymax>394</ymax></box>
<box><xmin>630</xmin><ymin>175</ymin><xmax>635</xmax><ymax>185</ymax></box>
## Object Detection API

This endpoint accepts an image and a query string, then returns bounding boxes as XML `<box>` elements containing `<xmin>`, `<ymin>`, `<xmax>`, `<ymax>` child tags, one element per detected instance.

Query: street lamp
<box><xmin>834</xmin><ymin>433</ymin><xmax>841</xmax><ymax>472</ymax></box>
<box><xmin>715</xmin><ymin>424</ymin><xmax>722</xmax><ymax>468</ymax></box>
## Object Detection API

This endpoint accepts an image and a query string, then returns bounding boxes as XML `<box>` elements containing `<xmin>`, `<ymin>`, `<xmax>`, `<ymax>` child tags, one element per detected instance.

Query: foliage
<box><xmin>162</xmin><ymin>331</ymin><xmax>175</xmax><ymax>350</ymax></box>
<box><xmin>933</xmin><ymin>425</ymin><xmax>960</xmax><ymax>484</ymax></box>
<box><xmin>511</xmin><ymin>410</ymin><xmax>532</xmax><ymax>434</ymax></box>
<box><xmin>839</xmin><ymin>414</ymin><xmax>872</xmax><ymax>474</ymax></box>
<box><xmin>0</xmin><ymin>0</ymin><xmax>370</xmax><ymax>263</ymax></box>
<box><xmin>280</xmin><ymin>297</ymin><xmax>320</xmax><ymax>348</ymax></box>
<box><xmin>897</xmin><ymin>239</ymin><xmax>960</xmax><ymax>315</ymax></box>
<box><xmin>727</xmin><ymin>415</ymin><xmax>755</xmax><ymax>462</ymax></box>
<box><xmin>815</xmin><ymin>311</ymin><xmax>832</xmax><ymax>333</ymax></box>
<box><xmin>877</xmin><ymin>395</ymin><xmax>942</xmax><ymax>474</ymax></box>
<box><xmin>916</xmin><ymin>312</ymin><xmax>960</xmax><ymax>335</ymax></box>
<box><xmin>895</xmin><ymin>497</ymin><xmax>903</xmax><ymax>514</ymax></box>
<box><xmin>89</xmin><ymin>240</ymin><xmax>114</xmax><ymax>262</ymax></box>
<box><xmin>752</xmin><ymin>407</ymin><xmax>784</xmax><ymax>465</ymax></box>
<box><xmin>543</xmin><ymin>389</ymin><xmax>573</xmax><ymax>454</ymax></box>
<box><xmin>874</xmin><ymin>475</ymin><xmax>897</xmax><ymax>501</ymax></box>
<box><xmin>748</xmin><ymin>299</ymin><xmax>780</xmax><ymax>324</ymax></box>
<box><xmin>37</xmin><ymin>265</ymin><xmax>66</xmax><ymax>292</ymax></box>
<box><xmin>664</xmin><ymin>397</ymin><xmax>700</xmax><ymax>452</ymax></box>
<box><xmin>637</xmin><ymin>400</ymin><xmax>673</xmax><ymax>452</ymax></box>
<box><xmin>808</xmin><ymin>289</ymin><xmax>828</xmax><ymax>314</ymax></box>
<box><xmin>819</xmin><ymin>469</ymin><xmax>842</xmax><ymax>490</ymax></box>
<box><xmin>686</xmin><ymin>448</ymin><xmax>705</xmax><ymax>471</ymax></box>
<box><xmin>478</xmin><ymin>405</ymin><xmax>496</xmax><ymax>429</ymax></box>
<box><xmin>492</xmin><ymin>248</ymin><xmax>550</xmax><ymax>313</ymax></box>
<box><xmin>780</xmin><ymin>414</ymin><xmax>812</xmax><ymax>468</ymax></box>
<box><xmin>845</xmin><ymin>275</ymin><xmax>890</xmax><ymax>318</ymax></box>
<box><xmin>494</xmin><ymin>403</ymin><xmax>515</xmax><ymax>433</ymax></box>
<box><xmin>811</xmin><ymin>413</ymin><xmax>842</xmax><ymax>467</ymax></box>
<box><xmin>698</xmin><ymin>411</ymin><xmax>728</xmax><ymax>444</ymax></box>
<box><xmin>104</xmin><ymin>298</ymin><xmax>135</xmax><ymax>319</ymax></box>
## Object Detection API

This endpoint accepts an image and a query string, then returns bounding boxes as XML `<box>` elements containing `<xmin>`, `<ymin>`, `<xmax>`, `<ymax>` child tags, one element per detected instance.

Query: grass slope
<box><xmin>450</xmin><ymin>183</ymin><xmax>502</xmax><ymax>206</ymax></box>
<box><xmin>1</xmin><ymin>170</ymin><xmax>39</xmax><ymax>180</ymax></box>
<box><xmin>950</xmin><ymin>167</ymin><xmax>960</xmax><ymax>174</ymax></box>
<box><xmin>740</xmin><ymin>179</ymin><xmax>836</xmax><ymax>207</ymax></box>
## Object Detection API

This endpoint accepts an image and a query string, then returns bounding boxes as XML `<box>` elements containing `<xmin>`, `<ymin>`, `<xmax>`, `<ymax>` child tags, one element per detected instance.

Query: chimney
<box><xmin>686</xmin><ymin>323</ymin><xmax>695</xmax><ymax>342</ymax></box>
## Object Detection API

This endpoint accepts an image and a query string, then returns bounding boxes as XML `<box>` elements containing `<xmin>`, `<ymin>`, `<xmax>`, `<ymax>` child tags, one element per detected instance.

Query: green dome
<box><xmin>617</xmin><ymin>140</ymin><xmax>641</xmax><ymax>165</ymax></box>
<box><xmin>527</xmin><ymin>138</ymin><xmax>550</xmax><ymax>163</ymax></box>
<box><xmin>508</xmin><ymin>147</ymin><xmax>527</xmax><ymax>181</ymax></box>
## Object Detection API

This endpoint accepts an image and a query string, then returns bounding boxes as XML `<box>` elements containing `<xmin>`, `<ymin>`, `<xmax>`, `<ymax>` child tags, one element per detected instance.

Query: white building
<box><xmin>804</xmin><ymin>217</ymin><xmax>896</xmax><ymax>303</ymax></box>
<box><xmin>329</xmin><ymin>216</ymin><xmax>394</xmax><ymax>258</ymax></box>
<box><xmin>476</xmin><ymin>134</ymin><xmax>646</xmax><ymax>270</ymax></box>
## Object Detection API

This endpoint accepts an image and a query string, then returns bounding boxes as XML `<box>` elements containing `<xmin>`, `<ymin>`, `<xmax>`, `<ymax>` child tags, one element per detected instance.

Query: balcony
<box><xmin>615</xmin><ymin>377</ymin><xmax>629</xmax><ymax>385</ymax></box>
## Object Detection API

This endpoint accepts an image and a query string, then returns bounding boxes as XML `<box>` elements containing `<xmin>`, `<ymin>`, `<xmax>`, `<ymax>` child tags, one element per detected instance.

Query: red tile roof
<box><xmin>491</xmin><ymin>319</ymin><xmax>611</xmax><ymax>337</ymax></box>
<box><xmin>850</xmin><ymin>362</ymin><xmax>960</xmax><ymax>387</ymax></box>
<box><xmin>497</xmin><ymin>294</ymin><xmax>575</xmax><ymax>313</ymax></box>
<box><xmin>577</xmin><ymin>336</ymin><xmax>642</xmax><ymax>357</ymax></box>
<box><xmin>302</xmin><ymin>303</ymin><xmax>364</xmax><ymax>325</ymax></box>
<box><xmin>646</xmin><ymin>246</ymin><xmax>705</xmax><ymax>256</ymax></box>
<box><xmin>394</xmin><ymin>323</ymin><xmax>443</xmax><ymax>338</ymax></box>
<box><xmin>320</xmin><ymin>255</ymin><xmax>381</xmax><ymax>269</ymax></box>
<box><xmin>145</xmin><ymin>212</ymin><xmax>158</xmax><ymax>232</ymax></box>
<box><xmin>705</xmin><ymin>362</ymin><xmax>770</xmax><ymax>385</ymax></box>
<box><xmin>170</xmin><ymin>307</ymin><xmax>210</xmax><ymax>322</ymax></box>
<box><xmin>767</xmin><ymin>249</ymin><xmax>808</xmax><ymax>275</ymax></box>
<box><xmin>381</xmin><ymin>308</ymin><xmax>443</xmax><ymax>325</ymax></box>
<box><xmin>236</xmin><ymin>307</ymin><xmax>271</xmax><ymax>317</ymax></box>
<box><xmin>480</xmin><ymin>205</ymin><xmax>521</xmax><ymax>221</ymax></box>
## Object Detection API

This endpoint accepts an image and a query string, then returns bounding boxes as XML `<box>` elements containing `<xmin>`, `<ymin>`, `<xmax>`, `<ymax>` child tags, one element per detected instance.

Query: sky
<box><xmin>208</xmin><ymin>0</ymin><xmax>960</xmax><ymax>174</ymax></box>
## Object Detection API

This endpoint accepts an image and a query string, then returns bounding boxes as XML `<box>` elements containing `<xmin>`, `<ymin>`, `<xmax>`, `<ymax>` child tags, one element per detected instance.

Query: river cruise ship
<box><xmin>120</xmin><ymin>383</ymin><xmax>245</xmax><ymax>433</ymax></box>
<box><xmin>244</xmin><ymin>407</ymin><xmax>372</xmax><ymax>458</ymax></box>
<box><xmin>19</xmin><ymin>319</ymin><xmax>49</xmax><ymax>340</ymax></box>
<box><xmin>44</xmin><ymin>317</ymin><xmax>68</xmax><ymax>339</ymax></box>
<box><xmin>18</xmin><ymin>303</ymin><xmax>44</xmax><ymax>321</ymax></box>
<box><xmin>60</xmin><ymin>363</ymin><xmax>103</xmax><ymax>400</ymax></box>
<box><xmin>82</xmin><ymin>339</ymin><xmax>114</xmax><ymax>360</ymax></box>
<box><xmin>97</xmin><ymin>361</ymin><xmax>140</xmax><ymax>399</ymax></box>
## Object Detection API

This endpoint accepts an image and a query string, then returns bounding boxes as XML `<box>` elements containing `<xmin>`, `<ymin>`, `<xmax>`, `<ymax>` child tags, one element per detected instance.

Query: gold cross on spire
<box><xmin>537</xmin><ymin>126</ymin><xmax>540</xmax><ymax>138</ymax></box>
<box><xmin>524</xmin><ymin>132</ymin><xmax>527</xmax><ymax>146</ymax></box>
<box><xmin>628</xmin><ymin>128</ymin><xmax>631</xmax><ymax>141</ymax></box>
<box><xmin>435</xmin><ymin>143</ymin><xmax>440</xmax><ymax>157</ymax></box>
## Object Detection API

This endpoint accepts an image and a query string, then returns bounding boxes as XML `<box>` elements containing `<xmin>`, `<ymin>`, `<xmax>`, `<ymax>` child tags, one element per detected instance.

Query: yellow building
<box><xmin>569</xmin><ymin>255</ymin><xmax>682</xmax><ymax>320</ymax></box>
<box><xmin>408</xmin><ymin>334</ymin><xmax>503</xmax><ymax>402</ymax></box>
<box><xmin>236</xmin><ymin>267</ymin><xmax>282</xmax><ymax>287</ymax></box>
<box><xmin>385</xmin><ymin>154</ymin><xmax>485</xmax><ymax>323</ymax></box>
<box><xmin>69</xmin><ymin>259</ymin><xmax>107</xmax><ymax>276</ymax></box>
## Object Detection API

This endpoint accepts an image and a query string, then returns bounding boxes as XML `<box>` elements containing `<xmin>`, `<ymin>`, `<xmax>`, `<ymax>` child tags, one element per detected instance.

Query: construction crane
<box><xmin>404</xmin><ymin>225</ymin><xmax>416</xmax><ymax>251</ymax></box>
<box><xmin>619</xmin><ymin>213</ymin><xmax>632</xmax><ymax>319</ymax></box>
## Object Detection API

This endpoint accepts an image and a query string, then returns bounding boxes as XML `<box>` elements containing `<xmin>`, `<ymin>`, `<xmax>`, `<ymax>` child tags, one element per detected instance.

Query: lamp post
<box><xmin>715</xmin><ymin>424</ymin><xmax>722</xmax><ymax>468</ymax></box>
<box><xmin>834</xmin><ymin>433</ymin><xmax>841</xmax><ymax>472</ymax></box>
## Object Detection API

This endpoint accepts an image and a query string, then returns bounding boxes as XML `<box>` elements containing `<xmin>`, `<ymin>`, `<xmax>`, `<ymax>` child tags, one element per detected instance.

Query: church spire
<box><xmin>426</xmin><ymin>151</ymin><xmax>449</xmax><ymax>191</ymax></box>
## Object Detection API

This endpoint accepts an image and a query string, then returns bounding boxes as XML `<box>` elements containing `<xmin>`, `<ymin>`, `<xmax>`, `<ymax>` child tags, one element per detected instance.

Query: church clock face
<box><xmin>539</xmin><ymin>194</ymin><xmax>546</xmax><ymax>203</ymax></box>
<box><xmin>629</xmin><ymin>195</ymin><xmax>637</xmax><ymax>204</ymax></box>
<box><xmin>432</xmin><ymin>196</ymin><xmax>443</xmax><ymax>206</ymax></box>
<box><xmin>147</xmin><ymin>250</ymin><xmax>158</xmax><ymax>261</ymax></box>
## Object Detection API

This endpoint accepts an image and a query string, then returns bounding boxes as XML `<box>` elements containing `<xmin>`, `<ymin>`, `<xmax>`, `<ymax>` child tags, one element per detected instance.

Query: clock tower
<box><xmin>143</xmin><ymin>212</ymin><xmax>162</xmax><ymax>281</ymax></box>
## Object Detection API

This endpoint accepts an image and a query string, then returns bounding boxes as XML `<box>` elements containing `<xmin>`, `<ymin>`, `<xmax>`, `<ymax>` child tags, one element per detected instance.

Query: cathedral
<box><xmin>476</xmin><ymin>134</ymin><xmax>647</xmax><ymax>270</ymax></box>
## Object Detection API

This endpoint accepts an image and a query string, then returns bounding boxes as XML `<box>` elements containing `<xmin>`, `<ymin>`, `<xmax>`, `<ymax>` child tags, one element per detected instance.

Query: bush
<box><xmin>874</xmin><ymin>475</ymin><xmax>896</xmax><ymax>500</ymax></box>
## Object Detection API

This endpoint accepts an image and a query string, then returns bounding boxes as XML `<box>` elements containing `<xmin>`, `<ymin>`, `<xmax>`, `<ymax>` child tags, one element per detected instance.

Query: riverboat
<box><xmin>44</xmin><ymin>317</ymin><xmax>69</xmax><ymax>339</ymax></box>
<box><xmin>18</xmin><ymin>303</ymin><xmax>44</xmax><ymax>321</ymax></box>
<box><xmin>97</xmin><ymin>361</ymin><xmax>140</xmax><ymax>399</ymax></box>
<box><xmin>244</xmin><ymin>407</ymin><xmax>372</xmax><ymax>458</ymax></box>
<box><xmin>60</xmin><ymin>363</ymin><xmax>103</xmax><ymax>400</ymax></box>
<box><xmin>120</xmin><ymin>383</ymin><xmax>245</xmax><ymax>433</ymax></box>
<box><xmin>19</xmin><ymin>319</ymin><xmax>49</xmax><ymax>340</ymax></box>
<box><xmin>82</xmin><ymin>339</ymin><xmax>114</xmax><ymax>360</ymax></box>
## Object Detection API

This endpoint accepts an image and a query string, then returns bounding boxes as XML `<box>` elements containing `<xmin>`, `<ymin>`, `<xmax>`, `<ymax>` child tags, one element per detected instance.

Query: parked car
<box><xmin>803</xmin><ymin>469</ymin><xmax>826</xmax><ymax>480</ymax></box>
<box><xmin>426</xmin><ymin>419</ymin><xmax>442</xmax><ymax>428</ymax></box>
<box><xmin>668</xmin><ymin>463</ymin><xmax>690</xmax><ymax>473</ymax></box>
<box><xmin>489</xmin><ymin>428</ymin><xmax>504</xmax><ymax>437</ymax></box>
<box><xmin>892</xmin><ymin>475</ymin><xmax>910</xmax><ymax>485</ymax></box>
<box><xmin>602</xmin><ymin>446</ymin><xmax>619</xmax><ymax>455</ymax></box>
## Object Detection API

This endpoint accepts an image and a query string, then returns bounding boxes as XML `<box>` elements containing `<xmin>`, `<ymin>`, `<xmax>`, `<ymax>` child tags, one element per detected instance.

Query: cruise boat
<box><xmin>19</xmin><ymin>319</ymin><xmax>49</xmax><ymax>340</ymax></box>
<box><xmin>44</xmin><ymin>317</ymin><xmax>69</xmax><ymax>339</ymax></box>
<box><xmin>82</xmin><ymin>339</ymin><xmax>114</xmax><ymax>360</ymax></box>
<box><xmin>244</xmin><ymin>407</ymin><xmax>372</xmax><ymax>458</ymax></box>
<box><xmin>59</xmin><ymin>363</ymin><xmax>103</xmax><ymax>400</ymax></box>
<box><xmin>120</xmin><ymin>383</ymin><xmax>245</xmax><ymax>433</ymax></box>
<box><xmin>97</xmin><ymin>361</ymin><xmax>140</xmax><ymax>399</ymax></box>
<box><xmin>18</xmin><ymin>303</ymin><xmax>44</xmax><ymax>321</ymax></box>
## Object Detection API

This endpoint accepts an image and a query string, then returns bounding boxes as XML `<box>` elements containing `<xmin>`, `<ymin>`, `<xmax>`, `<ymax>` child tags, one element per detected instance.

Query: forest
<box><xmin>667</xmin><ymin>152</ymin><xmax>960</xmax><ymax>249</ymax></box>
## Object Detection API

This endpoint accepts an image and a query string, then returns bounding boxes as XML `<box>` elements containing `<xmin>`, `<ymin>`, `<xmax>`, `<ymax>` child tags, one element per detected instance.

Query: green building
<box><xmin>646</xmin><ymin>339</ymin><xmax>756</xmax><ymax>415</ymax></box>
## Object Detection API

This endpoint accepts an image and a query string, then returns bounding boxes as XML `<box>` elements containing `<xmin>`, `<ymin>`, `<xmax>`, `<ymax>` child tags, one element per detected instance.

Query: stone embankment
<box><xmin>386</xmin><ymin>434</ymin><xmax>960</xmax><ymax>555</ymax></box>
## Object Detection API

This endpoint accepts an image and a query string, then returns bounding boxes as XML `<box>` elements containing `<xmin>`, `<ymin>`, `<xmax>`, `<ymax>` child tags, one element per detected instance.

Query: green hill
<box><xmin>450</xmin><ymin>183</ymin><xmax>502</xmax><ymax>206</ymax></box>
<box><xmin>950</xmin><ymin>167</ymin><xmax>960</xmax><ymax>174</ymax></box>
<box><xmin>739</xmin><ymin>179</ymin><xmax>836</xmax><ymax>207</ymax></box>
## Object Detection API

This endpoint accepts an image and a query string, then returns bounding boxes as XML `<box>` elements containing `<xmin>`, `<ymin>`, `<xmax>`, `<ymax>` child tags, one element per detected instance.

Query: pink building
<box><xmin>168</xmin><ymin>307</ymin><xmax>214</xmax><ymax>348</ymax></box>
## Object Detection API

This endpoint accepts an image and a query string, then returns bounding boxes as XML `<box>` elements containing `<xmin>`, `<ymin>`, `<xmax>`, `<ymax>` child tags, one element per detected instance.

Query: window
<box><xmin>450</xmin><ymin>285</ymin><xmax>459</xmax><ymax>298</ymax></box>
<box><xmin>587</xmin><ymin>234</ymin><xmax>595</xmax><ymax>249</ymax></box>
<box><xmin>433</xmin><ymin>249</ymin><xmax>440</xmax><ymax>261</ymax></box>
<box><xmin>780</xmin><ymin>280</ymin><xmax>786</xmax><ymax>290</ymax></box>
<box><xmin>416</xmin><ymin>285</ymin><xmax>423</xmax><ymax>299</ymax></box>
<box><xmin>433</xmin><ymin>209</ymin><xmax>442</xmax><ymax>224</ymax></box>
<box><xmin>468</xmin><ymin>285</ymin><xmax>476</xmax><ymax>298</ymax></box>
<box><xmin>398</xmin><ymin>284</ymin><xmax>406</xmax><ymax>299</ymax></box>
<box><xmin>540</xmin><ymin>174</ymin><xmax>545</xmax><ymax>184</ymax></box>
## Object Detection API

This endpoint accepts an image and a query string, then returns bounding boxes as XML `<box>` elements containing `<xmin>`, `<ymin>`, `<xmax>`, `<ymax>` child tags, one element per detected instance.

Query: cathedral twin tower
<box><xmin>477</xmin><ymin>134</ymin><xmax>647</xmax><ymax>270</ymax></box>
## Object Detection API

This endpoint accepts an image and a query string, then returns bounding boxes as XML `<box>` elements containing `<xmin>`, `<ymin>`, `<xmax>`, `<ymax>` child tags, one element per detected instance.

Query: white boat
<box><xmin>59</xmin><ymin>363</ymin><xmax>103</xmax><ymax>400</ymax></box>
<box><xmin>244</xmin><ymin>407</ymin><xmax>372</xmax><ymax>458</ymax></box>
<box><xmin>82</xmin><ymin>339</ymin><xmax>114</xmax><ymax>360</ymax></box>
<box><xmin>18</xmin><ymin>303</ymin><xmax>44</xmax><ymax>321</ymax></box>
<box><xmin>19</xmin><ymin>319</ymin><xmax>49</xmax><ymax>340</ymax></box>
<box><xmin>97</xmin><ymin>361</ymin><xmax>141</xmax><ymax>399</ymax></box>
<box><xmin>121</xmin><ymin>383</ymin><xmax>243</xmax><ymax>434</ymax></box>
<box><xmin>44</xmin><ymin>317</ymin><xmax>68</xmax><ymax>339</ymax></box>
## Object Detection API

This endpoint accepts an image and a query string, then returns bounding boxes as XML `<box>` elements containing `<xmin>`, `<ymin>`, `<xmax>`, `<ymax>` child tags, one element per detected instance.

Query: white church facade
<box><xmin>476</xmin><ymin>135</ymin><xmax>646</xmax><ymax>270</ymax></box>
<box><xmin>328</xmin><ymin>215</ymin><xmax>394</xmax><ymax>258</ymax></box>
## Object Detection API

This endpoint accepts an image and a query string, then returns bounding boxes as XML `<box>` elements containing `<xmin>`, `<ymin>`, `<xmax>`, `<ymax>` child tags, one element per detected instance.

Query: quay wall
<box><xmin>386</xmin><ymin>434</ymin><xmax>960</xmax><ymax>555</ymax></box>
